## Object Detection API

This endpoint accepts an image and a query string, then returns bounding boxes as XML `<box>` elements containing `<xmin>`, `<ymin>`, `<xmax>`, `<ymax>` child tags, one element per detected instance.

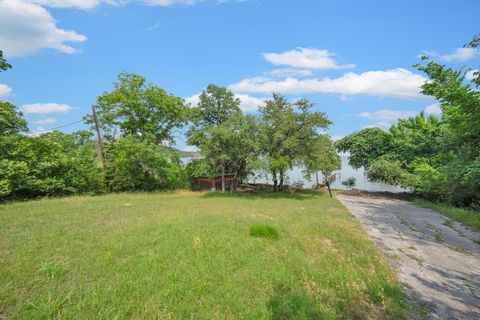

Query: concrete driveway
<box><xmin>337</xmin><ymin>195</ymin><xmax>480</xmax><ymax>319</ymax></box>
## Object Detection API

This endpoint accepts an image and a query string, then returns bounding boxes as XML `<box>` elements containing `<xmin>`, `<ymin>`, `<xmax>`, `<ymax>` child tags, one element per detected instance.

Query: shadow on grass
<box><xmin>200</xmin><ymin>189</ymin><xmax>327</xmax><ymax>201</ymax></box>
<box><xmin>268</xmin><ymin>285</ymin><xmax>324</xmax><ymax>320</ymax></box>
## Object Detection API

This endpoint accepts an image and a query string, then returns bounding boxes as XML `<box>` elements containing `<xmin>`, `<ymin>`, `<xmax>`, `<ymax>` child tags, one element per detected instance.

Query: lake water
<box><xmin>182</xmin><ymin>155</ymin><xmax>408</xmax><ymax>193</ymax></box>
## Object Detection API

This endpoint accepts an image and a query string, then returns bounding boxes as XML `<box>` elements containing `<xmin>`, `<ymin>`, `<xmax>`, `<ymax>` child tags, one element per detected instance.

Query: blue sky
<box><xmin>0</xmin><ymin>0</ymin><xmax>479</xmax><ymax>150</ymax></box>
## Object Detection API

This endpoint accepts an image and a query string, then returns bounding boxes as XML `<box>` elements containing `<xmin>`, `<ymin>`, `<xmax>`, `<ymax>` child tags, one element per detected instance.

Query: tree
<box><xmin>258</xmin><ymin>93</ymin><xmax>331</xmax><ymax>191</ymax></box>
<box><xmin>0</xmin><ymin>50</ymin><xmax>11</xmax><ymax>72</ymax></box>
<box><xmin>302</xmin><ymin>135</ymin><xmax>341</xmax><ymax>197</ymax></box>
<box><xmin>0</xmin><ymin>101</ymin><xmax>28</xmax><ymax>135</ymax></box>
<box><xmin>341</xmin><ymin>177</ymin><xmax>356</xmax><ymax>190</ymax></box>
<box><xmin>200</xmin><ymin>113</ymin><xmax>258</xmax><ymax>192</ymax></box>
<box><xmin>186</xmin><ymin>84</ymin><xmax>243</xmax><ymax>192</ymax></box>
<box><xmin>86</xmin><ymin>72</ymin><xmax>188</xmax><ymax>144</ymax></box>
<box><xmin>105</xmin><ymin>136</ymin><xmax>185</xmax><ymax>192</ymax></box>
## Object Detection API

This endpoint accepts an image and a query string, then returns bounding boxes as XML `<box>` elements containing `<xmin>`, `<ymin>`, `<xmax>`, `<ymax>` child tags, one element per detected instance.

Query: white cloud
<box><xmin>330</xmin><ymin>134</ymin><xmax>344</xmax><ymax>142</ymax></box>
<box><xmin>185</xmin><ymin>92</ymin><xmax>267</xmax><ymax>112</ymax></box>
<box><xmin>266</xmin><ymin>68</ymin><xmax>313</xmax><ymax>78</ymax></box>
<box><xmin>423</xmin><ymin>47</ymin><xmax>477</xmax><ymax>62</ymax></box>
<box><xmin>0</xmin><ymin>84</ymin><xmax>13</xmax><ymax>97</ymax></box>
<box><xmin>358</xmin><ymin>109</ymin><xmax>417</xmax><ymax>121</ymax></box>
<box><xmin>263</xmin><ymin>48</ymin><xmax>355</xmax><ymax>70</ymax></box>
<box><xmin>27</xmin><ymin>0</ymin><xmax>104</xmax><ymax>9</ymax></box>
<box><xmin>229</xmin><ymin>68</ymin><xmax>427</xmax><ymax>99</ymax></box>
<box><xmin>424</xmin><ymin>103</ymin><xmax>441</xmax><ymax>115</ymax></box>
<box><xmin>440</xmin><ymin>47</ymin><xmax>477</xmax><ymax>62</ymax></box>
<box><xmin>0</xmin><ymin>0</ymin><xmax>86</xmax><ymax>56</ymax></box>
<box><xmin>21</xmin><ymin>103</ymin><xmax>72</xmax><ymax>114</ymax></box>
<box><xmin>363</xmin><ymin>122</ymin><xmax>391</xmax><ymax>130</ymax></box>
<box><xmin>32</xmin><ymin>117</ymin><xmax>56</xmax><ymax>125</ymax></box>
<box><xmin>26</xmin><ymin>0</ymin><xmax>244</xmax><ymax>10</ymax></box>
<box><xmin>465</xmin><ymin>69</ymin><xmax>478</xmax><ymax>81</ymax></box>
<box><xmin>235</xmin><ymin>93</ymin><xmax>267</xmax><ymax>111</ymax></box>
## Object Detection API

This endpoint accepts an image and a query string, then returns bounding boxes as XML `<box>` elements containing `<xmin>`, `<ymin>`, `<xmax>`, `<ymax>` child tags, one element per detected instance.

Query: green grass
<box><xmin>250</xmin><ymin>224</ymin><xmax>279</xmax><ymax>240</ymax></box>
<box><xmin>413</xmin><ymin>199</ymin><xmax>480</xmax><ymax>232</ymax></box>
<box><xmin>0</xmin><ymin>191</ymin><xmax>410</xmax><ymax>319</ymax></box>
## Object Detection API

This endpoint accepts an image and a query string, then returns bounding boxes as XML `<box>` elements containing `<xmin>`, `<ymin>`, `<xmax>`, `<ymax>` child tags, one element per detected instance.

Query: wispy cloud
<box><xmin>263</xmin><ymin>47</ymin><xmax>355</xmax><ymax>70</ymax></box>
<box><xmin>421</xmin><ymin>47</ymin><xmax>477</xmax><ymax>62</ymax></box>
<box><xmin>21</xmin><ymin>103</ymin><xmax>72</xmax><ymax>114</ymax></box>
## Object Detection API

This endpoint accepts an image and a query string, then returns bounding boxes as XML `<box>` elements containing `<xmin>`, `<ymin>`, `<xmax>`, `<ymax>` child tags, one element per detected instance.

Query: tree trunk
<box><xmin>221</xmin><ymin>163</ymin><xmax>225</xmax><ymax>193</ymax></box>
<box><xmin>326</xmin><ymin>181</ymin><xmax>332</xmax><ymax>198</ymax></box>
<box><xmin>279</xmin><ymin>170</ymin><xmax>284</xmax><ymax>191</ymax></box>
<box><xmin>315</xmin><ymin>171</ymin><xmax>319</xmax><ymax>187</ymax></box>
<box><xmin>272</xmin><ymin>170</ymin><xmax>278</xmax><ymax>192</ymax></box>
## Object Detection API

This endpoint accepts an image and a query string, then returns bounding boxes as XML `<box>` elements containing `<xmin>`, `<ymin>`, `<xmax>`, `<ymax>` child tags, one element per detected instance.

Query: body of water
<box><xmin>249</xmin><ymin>155</ymin><xmax>408</xmax><ymax>193</ymax></box>
<box><xmin>182</xmin><ymin>155</ymin><xmax>408</xmax><ymax>193</ymax></box>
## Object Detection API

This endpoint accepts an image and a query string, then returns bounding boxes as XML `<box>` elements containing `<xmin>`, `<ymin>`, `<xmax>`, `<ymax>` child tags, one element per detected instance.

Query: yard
<box><xmin>0</xmin><ymin>191</ymin><xmax>409</xmax><ymax>319</ymax></box>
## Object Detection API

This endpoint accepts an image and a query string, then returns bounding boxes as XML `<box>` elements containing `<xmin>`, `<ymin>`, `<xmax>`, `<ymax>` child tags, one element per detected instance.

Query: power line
<box><xmin>31</xmin><ymin>119</ymin><xmax>85</xmax><ymax>134</ymax></box>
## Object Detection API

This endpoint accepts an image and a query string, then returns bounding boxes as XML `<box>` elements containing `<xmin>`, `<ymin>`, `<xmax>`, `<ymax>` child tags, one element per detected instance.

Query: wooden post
<box><xmin>92</xmin><ymin>105</ymin><xmax>106</xmax><ymax>168</ymax></box>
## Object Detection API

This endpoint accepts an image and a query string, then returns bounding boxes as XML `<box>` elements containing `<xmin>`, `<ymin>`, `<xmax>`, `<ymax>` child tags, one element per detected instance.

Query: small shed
<box><xmin>196</xmin><ymin>175</ymin><xmax>238</xmax><ymax>191</ymax></box>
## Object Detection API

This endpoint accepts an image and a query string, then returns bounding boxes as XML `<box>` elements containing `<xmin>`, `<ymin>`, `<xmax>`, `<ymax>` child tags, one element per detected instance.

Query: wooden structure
<box><xmin>196</xmin><ymin>175</ymin><xmax>238</xmax><ymax>191</ymax></box>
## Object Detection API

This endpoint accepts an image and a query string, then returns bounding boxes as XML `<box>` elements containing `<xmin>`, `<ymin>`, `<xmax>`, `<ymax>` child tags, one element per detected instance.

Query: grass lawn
<box><xmin>413</xmin><ymin>199</ymin><xmax>480</xmax><ymax>232</ymax></box>
<box><xmin>0</xmin><ymin>191</ymin><xmax>409</xmax><ymax>319</ymax></box>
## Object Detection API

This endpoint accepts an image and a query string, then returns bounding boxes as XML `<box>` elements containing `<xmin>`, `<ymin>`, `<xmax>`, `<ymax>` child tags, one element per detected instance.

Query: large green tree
<box><xmin>87</xmin><ymin>72</ymin><xmax>188</xmax><ymax>144</ymax></box>
<box><xmin>258</xmin><ymin>93</ymin><xmax>331</xmax><ymax>191</ymax></box>
<box><xmin>186</xmin><ymin>84</ymin><xmax>246</xmax><ymax>192</ymax></box>
<box><xmin>187</xmin><ymin>84</ymin><xmax>242</xmax><ymax>147</ymax></box>
<box><xmin>200</xmin><ymin>113</ymin><xmax>258</xmax><ymax>192</ymax></box>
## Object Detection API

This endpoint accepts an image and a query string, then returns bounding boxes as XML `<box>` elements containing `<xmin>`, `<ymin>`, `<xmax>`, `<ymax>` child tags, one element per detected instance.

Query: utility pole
<box><xmin>91</xmin><ymin>105</ymin><xmax>106</xmax><ymax>168</ymax></box>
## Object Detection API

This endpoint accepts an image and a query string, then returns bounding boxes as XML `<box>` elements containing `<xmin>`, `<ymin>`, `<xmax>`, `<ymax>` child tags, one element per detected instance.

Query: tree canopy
<box><xmin>86</xmin><ymin>72</ymin><xmax>188</xmax><ymax>144</ymax></box>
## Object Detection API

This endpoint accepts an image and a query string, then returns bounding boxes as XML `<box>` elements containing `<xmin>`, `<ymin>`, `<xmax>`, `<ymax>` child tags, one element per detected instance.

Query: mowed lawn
<box><xmin>0</xmin><ymin>191</ymin><xmax>409</xmax><ymax>319</ymax></box>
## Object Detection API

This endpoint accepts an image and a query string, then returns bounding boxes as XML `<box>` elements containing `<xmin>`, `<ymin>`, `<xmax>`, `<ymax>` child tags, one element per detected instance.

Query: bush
<box><xmin>105</xmin><ymin>136</ymin><xmax>187</xmax><ymax>192</ymax></box>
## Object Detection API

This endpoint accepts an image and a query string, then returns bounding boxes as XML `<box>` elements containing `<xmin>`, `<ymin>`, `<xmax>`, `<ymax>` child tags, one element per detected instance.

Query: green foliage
<box><xmin>0</xmin><ymin>101</ymin><xmax>28</xmax><ymax>135</ymax></box>
<box><xmin>0</xmin><ymin>50</ymin><xmax>11</xmax><ymax>72</ymax></box>
<box><xmin>302</xmin><ymin>134</ymin><xmax>341</xmax><ymax>181</ymax></box>
<box><xmin>105</xmin><ymin>136</ymin><xmax>186</xmax><ymax>192</ymax></box>
<box><xmin>341</xmin><ymin>177</ymin><xmax>357</xmax><ymax>189</ymax></box>
<box><xmin>187</xmin><ymin>85</ymin><xmax>258</xmax><ymax>191</ymax></box>
<box><xmin>86</xmin><ymin>72</ymin><xmax>188</xmax><ymax>144</ymax></box>
<box><xmin>335</xmin><ymin>127</ymin><xmax>390</xmax><ymax>169</ymax></box>
<box><xmin>258</xmin><ymin>93</ymin><xmax>331</xmax><ymax>191</ymax></box>
<box><xmin>249</xmin><ymin>224</ymin><xmax>279</xmax><ymax>239</ymax></box>
<box><xmin>0</xmin><ymin>132</ymin><xmax>105</xmax><ymax>199</ymax></box>
<box><xmin>336</xmin><ymin>36</ymin><xmax>480</xmax><ymax>206</ymax></box>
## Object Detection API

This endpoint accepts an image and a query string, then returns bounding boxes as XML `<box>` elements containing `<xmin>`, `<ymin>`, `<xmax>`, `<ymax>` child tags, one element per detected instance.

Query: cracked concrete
<box><xmin>337</xmin><ymin>194</ymin><xmax>480</xmax><ymax>319</ymax></box>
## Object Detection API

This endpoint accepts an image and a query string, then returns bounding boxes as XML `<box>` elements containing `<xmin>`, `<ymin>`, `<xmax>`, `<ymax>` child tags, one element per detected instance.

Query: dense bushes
<box><xmin>0</xmin><ymin>132</ymin><xmax>105</xmax><ymax>199</ymax></box>
<box><xmin>105</xmin><ymin>136</ymin><xmax>186</xmax><ymax>192</ymax></box>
